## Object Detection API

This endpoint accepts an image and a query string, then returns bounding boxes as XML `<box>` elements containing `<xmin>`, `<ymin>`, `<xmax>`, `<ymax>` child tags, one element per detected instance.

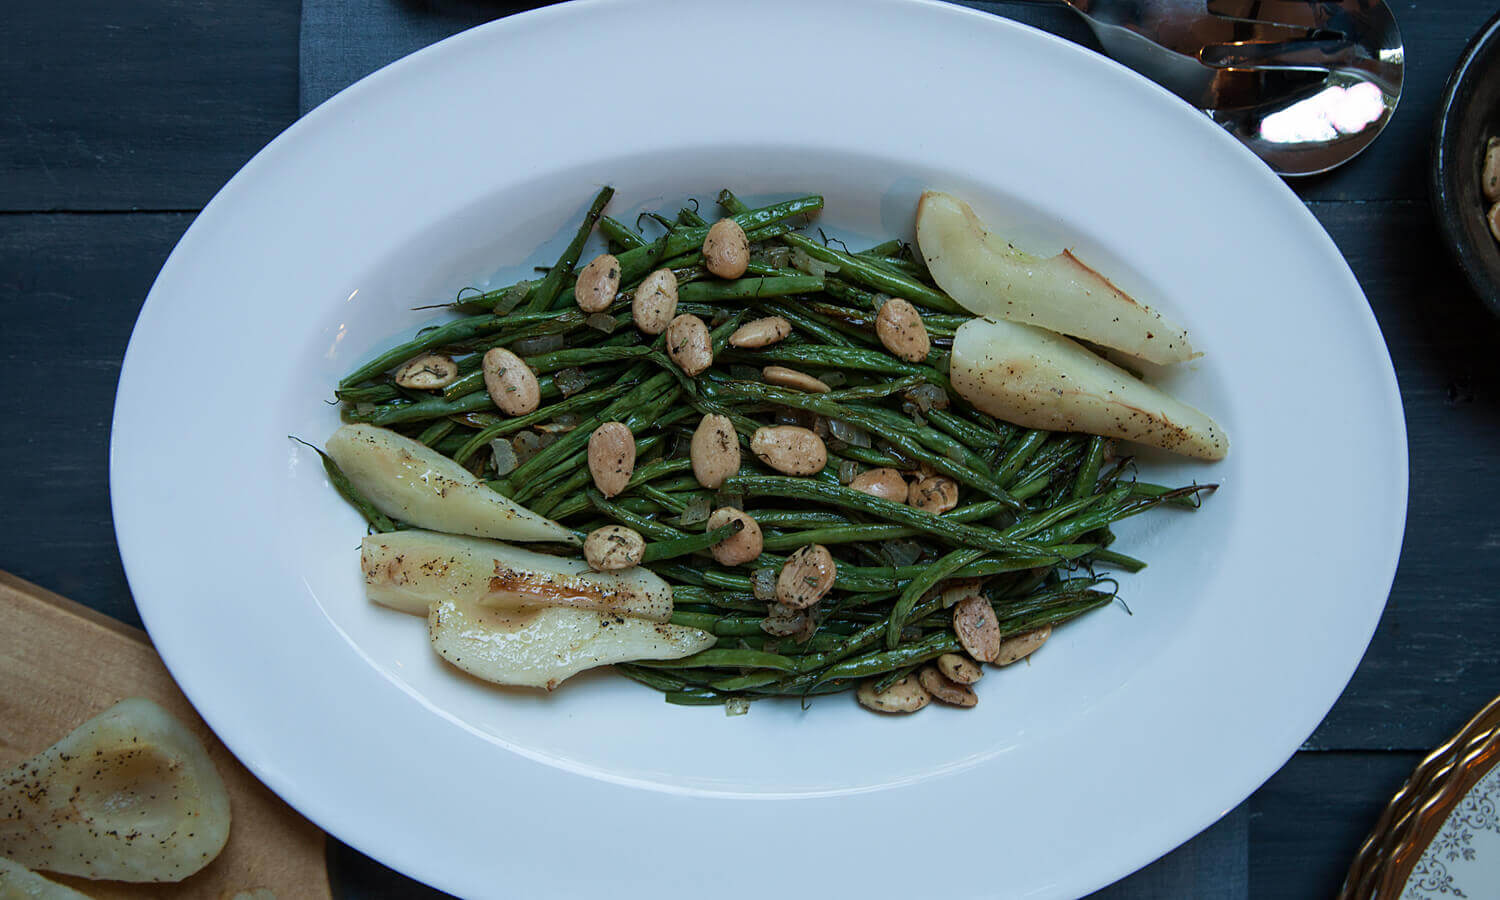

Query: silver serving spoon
<box><xmin>1029</xmin><ymin>0</ymin><xmax>1404</xmax><ymax>176</ymax></box>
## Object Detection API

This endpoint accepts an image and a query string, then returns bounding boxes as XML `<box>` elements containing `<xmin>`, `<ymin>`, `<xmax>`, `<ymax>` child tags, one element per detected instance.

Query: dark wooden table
<box><xmin>6</xmin><ymin>1</ymin><xmax>1500</xmax><ymax>896</ymax></box>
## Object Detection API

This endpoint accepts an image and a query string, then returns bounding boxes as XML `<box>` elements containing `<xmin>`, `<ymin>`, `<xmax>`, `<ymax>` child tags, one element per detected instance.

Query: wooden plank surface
<box><xmin>0</xmin><ymin>571</ymin><xmax>331</xmax><ymax>898</ymax></box>
<box><xmin>0</xmin><ymin>0</ymin><xmax>1476</xmax><ymax>209</ymax></box>
<box><xmin>0</xmin><ymin>214</ymin><xmax>188</xmax><ymax>626</ymax></box>
<box><xmin>0</xmin><ymin>0</ymin><xmax>299</xmax><ymax>211</ymax></box>
<box><xmin>1250</xmin><ymin>751</ymin><xmax>1426</xmax><ymax>896</ymax></box>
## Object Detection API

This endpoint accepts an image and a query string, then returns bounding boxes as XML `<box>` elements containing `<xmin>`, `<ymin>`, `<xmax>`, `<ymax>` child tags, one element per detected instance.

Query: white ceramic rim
<box><xmin>111</xmin><ymin>1</ymin><xmax>1408</xmax><ymax>897</ymax></box>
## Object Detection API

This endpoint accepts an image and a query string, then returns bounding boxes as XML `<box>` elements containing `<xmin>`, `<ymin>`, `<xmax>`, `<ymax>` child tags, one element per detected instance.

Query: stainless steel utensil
<box><xmin>1031</xmin><ymin>0</ymin><xmax>1404</xmax><ymax>176</ymax></box>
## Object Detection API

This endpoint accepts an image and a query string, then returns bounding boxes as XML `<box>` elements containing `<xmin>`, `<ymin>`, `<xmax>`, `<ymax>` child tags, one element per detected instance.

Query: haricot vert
<box><xmin>319</xmin><ymin>186</ymin><xmax>1217</xmax><ymax>715</ymax></box>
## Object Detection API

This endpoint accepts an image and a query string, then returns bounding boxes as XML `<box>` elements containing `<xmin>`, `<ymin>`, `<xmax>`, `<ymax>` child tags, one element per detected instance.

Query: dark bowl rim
<box><xmin>1431</xmin><ymin>6</ymin><xmax>1500</xmax><ymax>317</ymax></box>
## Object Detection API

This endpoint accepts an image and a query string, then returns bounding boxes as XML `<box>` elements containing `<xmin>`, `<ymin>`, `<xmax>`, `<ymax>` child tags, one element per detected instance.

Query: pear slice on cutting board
<box><xmin>916</xmin><ymin>191</ymin><xmax>1195</xmax><ymax>365</ymax></box>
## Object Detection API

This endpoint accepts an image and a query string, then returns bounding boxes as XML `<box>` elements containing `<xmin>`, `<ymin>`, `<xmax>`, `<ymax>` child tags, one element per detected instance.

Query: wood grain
<box><xmin>1250</xmin><ymin>751</ymin><xmax>1426</xmax><ymax>896</ymax></box>
<box><xmin>0</xmin><ymin>214</ymin><xmax>190</xmax><ymax>626</ymax></box>
<box><xmin>0</xmin><ymin>0</ymin><xmax>298</xmax><ymax>211</ymax></box>
<box><xmin>0</xmin><ymin>571</ymin><xmax>331</xmax><ymax>899</ymax></box>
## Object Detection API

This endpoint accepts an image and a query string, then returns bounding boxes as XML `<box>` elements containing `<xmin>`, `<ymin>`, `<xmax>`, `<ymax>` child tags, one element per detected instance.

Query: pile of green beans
<box><xmin>328</xmin><ymin>186</ymin><xmax>1214</xmax><ymax>711</ymax></box>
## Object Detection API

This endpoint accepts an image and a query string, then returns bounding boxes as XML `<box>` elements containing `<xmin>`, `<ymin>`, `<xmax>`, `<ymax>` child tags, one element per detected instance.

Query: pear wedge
<box><xmin>0</xmin><ymin>857</ymin><xmax>93</xmax><ymax>899</ymax></box>
<box><xmin>429</xmin><ymin>595</ymin><xmax>714</xmax><ymax>690</ymax></box>
<box><xmin>362</xmin><ymin>530</ymin><xmax>672</xmax><ymax>622</ymax></box>
<box><xmin>917</xmin><ymin>191</ymin><xmax>1195</xmax><ymax>365</ymax></box>
<box><xmin>951</xmin><ymin>318</ymin><xmax>1227</xmax><ymax>460</ymax></box>
<box><xmin>0</xmin><ymin>699</ymin><xmax>230</xmax><ymax>883</ymax></box>
<box><xmin>326</xmin><ymin>423</ymin><xmax>576</xmax><ymax>545</ymax></box>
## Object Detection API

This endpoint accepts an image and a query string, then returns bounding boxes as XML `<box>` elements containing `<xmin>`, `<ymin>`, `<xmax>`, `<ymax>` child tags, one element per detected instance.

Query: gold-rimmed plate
<box><xmin>1343</xmin><ymin>695</ymin><xmax>1500</xmax><ymax>897</ymax></box>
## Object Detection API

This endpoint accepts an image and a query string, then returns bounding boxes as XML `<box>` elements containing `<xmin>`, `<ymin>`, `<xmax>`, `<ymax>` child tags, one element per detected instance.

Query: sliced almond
<box><xmin>952</xmin><ymin>595</ymin><xmax>1001</xmax><ymax>662</ymax></box>
<box><xmin>936</xmin><ymin>653</ymin><xmax>984</xmax><ymax>685</ymax></box>
<box><xmin>994</xmin><ymin>625</ymin><xmax>1051</xmax><ymax>666</ymax></box>
<box><xmin>918</xmin><ymin>665</ymin><xmax>978</xmax><ymax>707</ymax></box>
<box><xmin>762</xmin><ymin>365</ymin><xmax>830</xmax><ymax>393</ymax></box>
<box><xmin>728</xmin><ymin>316</ymin><xmax>792</xmax><ymax>348</ymax></box>
<box><xmin>856</xmin><ymin>675</ymin><xmax>931</xmax><ymax>714</ymax></box>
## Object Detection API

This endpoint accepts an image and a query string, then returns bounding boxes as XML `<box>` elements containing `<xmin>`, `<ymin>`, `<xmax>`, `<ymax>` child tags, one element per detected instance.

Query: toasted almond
<box><xmin>666</xmin><ymin>314</ymin><xmax>713</xmax><ymax>376</ymax></box>
<box><xmin>575</xmin><ymin>253</ymin><xmax>621</xmax><ymax>313</ymax></box>
<box><xmin>875</xmin><ymin>297</ymin><xmax>930</xmax><ymax>362</ymax></box>
<box><xmin>856</xmin><ymin>675</ymin><xmax>931</xmax><ymax>714</ymax></box>
<box><xmin>849</xmin><ymin>467</ymin><xmax>909</xmax><ymax>504</ymax></box>
<box><xmin>632</xmin><ymin>268</ymin><xmax>678</xmax><ymax>334</ymax></box>
<box><xmin>482</xmin><ymin>347</ymin><xmax>540</xmax><ymax>416</ymax></box>
<box><xmin>728</xmin><ymin>316</ymin><xmax>792</xmax><ymax>348</ymax></box>
<box><xmin>953</xmin><ymin>595</ymin><xmax>1001</xmax><ymax>663</ymax></box>
<box><xmin>936</xmin><ymin>653</ymin><xmax>984</xmax><ymax>685</ymax></box>
<box><xmin>587</xmin><ymin>422</ymin><xmax>635</xmax><ymax>498</ymax></box>
<box><xmin>691</xmin><ymin>413</ymin><xmax>741</xmax><ymax>488</ymax></box>
<box><xmin>994</xmin><ymin>625</ymin><xmax>1051</xmax><ymax>666</ymax></box>
<box><xmin>775</xmin><ymin>544</ymin><xmax>836</xmax><ymax>608</ymax></box>
<box><xmin>707</xmin><ymin>508</ymin><xmax>762</xmax><ymax>566</ymax></box>
<box><xmin>910</xmin><ymin>475</ymin><xmax>959</xmax><ymax>513</ymax></box>
<box><xmin>393</xmin><ymin>353</ymin><xmax>459</xmax><ymax>390</ymax></box>
<box><xmin>762</xmin><ymin>365</ymin><xmax>830</xmax><ymax>393</ymax></box>
<box><xmin>918</xmin><ymin>666</ymin><xmax>979</xmax><ymax>707</ymax></box>
<box><xmin>583</xmin><ymin>525</ymin><xmax>645</xmax><ymax>571</ymax></box>
<box><xmin>703</xmin><ymin>218</ymin><xmax>750</xmax><ymax>278</ymax></box>
<box><xmin>750</xmin><ymin>425</ymin><xmax>827</xmax><ymax>476</ymax></box>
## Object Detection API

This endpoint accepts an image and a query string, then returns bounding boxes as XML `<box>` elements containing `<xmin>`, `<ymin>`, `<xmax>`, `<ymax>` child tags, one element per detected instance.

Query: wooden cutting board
<box><xmin>0</xmin><ymin>571</ymin><xmax>331</xmax><ymax>899</ymax></box>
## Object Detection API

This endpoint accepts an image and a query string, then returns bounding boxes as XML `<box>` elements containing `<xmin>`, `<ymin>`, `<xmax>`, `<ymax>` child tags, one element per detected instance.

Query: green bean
<box><xmin>350</xmin><ymin>390</ymin><xmax>494</xmax><ymax>426</ymax></box>
<box><xmin>814</xmin><ymin>632</ymin><xmax>961</xmax><ymax>684</ymax></box>
<box><xmin>723</xmin><ymin>345</ymin><xmax>949</xmax><ymax>393</ymax></box>
<box><xmin>1030</xmin><ymin>484</ymin><xmax>1210</xmax><ymax>545</ymax></box>
<box><xmin>886</xmin><ymin>548</ymin><xmax>986</xmax><ymax>648</ymax></box>
<box><xmin>587</xmin><ymin>490</ymin><xmax>686</xmax><ymax>542</ymax></box>
<box><xmin>640</xmin><ymin>648</ymin><xmax>798</xmax><ymax>672</ymax></box>
<box><xmin>535</xmin><ymin>435</ymin><xmax>665</xmax><ymax>519</ymax></box>
<box><xmin>820</xmin><ymin>374</ymin><xmax>928</xmax><ymax>403</ymax></box>
<box><xmin>679</xmin><ymin>276</ymin><xmax>823</xmax><ymax>303</ymax></box>
<box><xmin>1071</xmin><ymin>436</ymin><xmax>1109</xmax><ymax>499</ymax></box>
<box><xmin>452</xmin><ymin>381</ymin><xmax>634</xmax><ymax>464</ymax></box>
<box><xmin>339</xmin><ymin>314</ymin><xmax>509</xmax><ymax>388</ymax></box>
<box><xmin>498</xmin><ymin>370</ymin><xmax>671</xmax><ymax>494</ymax></box>
<box><xmin>857</xmin><ymin>239</ymin><xmax>904</xmax><ymax>258</ymax></box>
<box><xmin>599</xmin><ymin>215</ymin><xmax>650</xmax><ymax>250</ymax></box>
<box><xmin>1086</xmin><ymin>548</ymin><xmax>1147</xmax><ymax>573</ymax></box>
<box><xmin>755</xmin><ymin>301</ymin><xmax>858</xmax><ymax>348</ymax></box>
<box><xmin>1130</xmin><ymin>480</ymin><xmax>1213</xmax><ymax>509</ymax></box>
<box><xmin>625</xmin><ymin>457</ymin><xmax>694</xmax><ymax>491</ymax></box>
<box><xmin>616</xmin><ymin>664</ymin><xmax>692</xmax><ymax>693</ymax></box>
<box><xmin>747</xmin><ymin>510</ymin><xmax>853</xmax><ymax>528</ymax></box>
<box><xmin>642</xmin><ymin>520</ymin><xmax>740</xmax><ymax>563</ymax></box>
<box><xmin>872</xmin><ymin>663</ymin><xmax>923</xmax><ymax>694</ymax></box>
<box><xmin>336</xmin><ymin>382</ymin><xmax>402</xmax><ymax>403</ymax></box>
<box><xmin>727</xmin><ymin>476</ymin><xmax>1048</xmax><ymax>557</ymax></box>
<box><xmin>295</xmin><ymin>438</ymin><xmax>396</xmax><ymax>532</ymax></box>
<box><xmin>995</xmin><ymin>430</ymin><xmax>1049</xmax><ymax>485</ymax></box>
<box><xmin>417</xmin><ymin>419</ymin><xmax>455</xmax><ymax>447</ymax></box>
<box><xmin>717</xmin><ymin>189</ymin><xmax>961</xmax><ymax>313</ymax></box>
<box><xmin>521</xmin><ymin>186</ymin><xmax>614</xmax><ymax>313</ymax></box>
<box><xmin>925</xmin><ymin>408</ymin><xmax>997</xmax><ymax>449</ymax></box>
